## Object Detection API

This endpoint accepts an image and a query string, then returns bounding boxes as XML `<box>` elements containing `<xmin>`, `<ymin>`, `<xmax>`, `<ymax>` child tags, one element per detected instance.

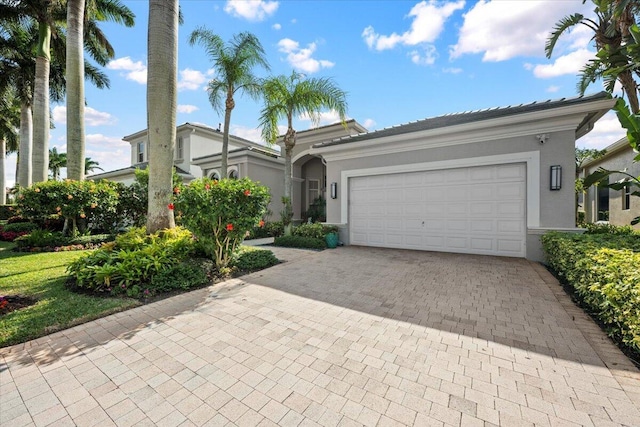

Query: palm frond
<box><xmin>545</xmin><ymin>13</ymin><xmax>586</xmax><ymax>58</ymax></box>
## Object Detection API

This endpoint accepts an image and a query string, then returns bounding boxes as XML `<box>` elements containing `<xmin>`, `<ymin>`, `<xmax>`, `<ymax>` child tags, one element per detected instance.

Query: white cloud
<box><xmin>231</xmin><ymin>125</ymin><xmax>263</xmax><ymax>143</ymax></box>
<box><xmin>272</xmin><ymin>23</ymin><xmax>281</xmax><ymax>30</ymax></box>
<box><xmin>577</xmin><ymin>111</ymin><xmax>625</xmax><ymax>150</ymax></box>
<box><xmin>546</xmin><ymin>85</ymin><xmax>560</xmax><ymax>93</ymax></box>
<box><xmin>363</xmin><ymin>118</ymin><xmax>376</xmax><ymax>129</ymax></box>
<box><xmin>442</xmin><ymin>67</ymin><xmax>463</xmax><ymax>74</ymax></box>
<box><xmin>277</xmin><ymin>38</ymin><xmax>334</xmax><ymax>73</ymax></box>
<box><xmin>86</xmin><ymin>134</ymin><xmax>129</xmax><ymax>148</ymax></box>
<box><xmin>178</xmin><ymin>104</ymin><xmax>199</xmax><ymax>114</ymax></box>
<box><xmin>362</xmin><ymin>0</ymin><xmax>464</xmax><ymax>53</ymax></box>
<box><xmin>451</xmin><ymin>0</ymin><xmax>592</xmax><ymax>61</ymax></box>
<box><xmin>530</xmin><ymin>49</ymin><xmax>594</xmax><ymax>78</ymax></box>
<box><xmin>178</xmin><ymin>68</ymin><xmax>208</xmax><ymax>91</ymax></box>
<box><xmin>106</xmin><ymin>56</ymin><xmax>147</xmax><ymax>84</ymax></box>
<box><xmin>299</xmin><ymin>110</ymin><xmax>349</xmax><ymax>127</ymax></box>
<box><xmin>52</xmin><ymin>106</ymin><xmax>117</xmax><ymax>126</ymax></box>
<box><xmin>410</xmin><ymin>45</ymin><xmax>437</xmax><ymax>65</ymax></box>
<box><xmin>224</xmin><ymin>0</ymin><xmax>278</xmax><ymax>22</ymax></box>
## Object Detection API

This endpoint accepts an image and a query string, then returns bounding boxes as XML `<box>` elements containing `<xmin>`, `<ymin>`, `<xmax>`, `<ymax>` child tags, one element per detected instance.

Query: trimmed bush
<box><xmin>584</xmin><ymin>223</ymin><xmax>637</xmax><ymax>235</ymax></box>
<box><xmin>541</xmin><ymin>232</ymin><xmax>640</xmax><ymax>352</ymax></box>
<box><xmin>274</xmin><ymin>235</ymin><xmax>326</xmax><ymax>249</ymax></box>
<box><xmin>149</xmin><ymin>259</ymin><xmax>211</xmax><ymax>293</ymax></box>
<box><xmin>293</xmin><ymin>223</ymin><xmax>339</xmax><ymax>240</ymax></box>
<box><xmin>0</xmin><ymin>205</ymin><xmax>16</xmax><ymax>220</ymax></box>
<box><xmin>1</xmin><ymin>222</ymin><xmax>39</xmax><ymax>233</ymax></box>
<box><xmin>232</xmin><ymin>246</ymin><xmax>279</xmax><ymax>271</ymax></box>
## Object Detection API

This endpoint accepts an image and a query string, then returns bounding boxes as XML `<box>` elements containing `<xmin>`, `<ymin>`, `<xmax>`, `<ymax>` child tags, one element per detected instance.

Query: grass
<box><xmin>0</xmin><ymin>241</ymin><xmax>139</xmax><ymax>348</ymax></box>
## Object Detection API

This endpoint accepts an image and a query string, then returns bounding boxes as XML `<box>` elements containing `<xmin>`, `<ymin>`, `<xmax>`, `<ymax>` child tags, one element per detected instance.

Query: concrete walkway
<box><xmin>1</xmin><ymin>247</ymin><xmax>639</xmax><ymax>426</ymax></box>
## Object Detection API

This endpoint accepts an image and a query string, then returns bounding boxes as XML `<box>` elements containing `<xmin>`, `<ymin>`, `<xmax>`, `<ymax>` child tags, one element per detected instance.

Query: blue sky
<box><xmin>5</xmin><ymin>0</ymin><xmax>628</xmax><ymax>187</ymax></box>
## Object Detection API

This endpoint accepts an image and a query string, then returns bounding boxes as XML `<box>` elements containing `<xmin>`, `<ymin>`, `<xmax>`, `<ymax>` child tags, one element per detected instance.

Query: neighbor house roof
<box><xmin>313</xmin><ymin>92</ymin><xmax>612</xmax><ymax>149</ymax></box>
<box><xmin>88</xmin><ymin>163</ymin><xmax>193</xmax><ymax>181</ymax></box>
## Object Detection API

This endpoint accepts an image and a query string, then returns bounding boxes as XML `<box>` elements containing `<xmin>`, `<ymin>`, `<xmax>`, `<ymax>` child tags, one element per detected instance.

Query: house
<box><xmin>301</xmin><ymin>92</ymin><xmax>613</xmax><ymax>262</ymax></box>
<box><xmin>582</xmin><ymin>137</ymin><xmax>640</xmax><ymax>228</ymax></box>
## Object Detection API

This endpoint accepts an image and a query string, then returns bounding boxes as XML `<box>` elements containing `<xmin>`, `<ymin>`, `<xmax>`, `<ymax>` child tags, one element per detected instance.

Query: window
<box><xmin>228</xmin><ymin>169</ymin><xmax>238</xmax><ymax>179</ymax></box>
<box><xmin>308</xmin><ymin>179</ymin><xmax>320</xmax><ymax>207</ymax></box>
<box><xmin>596</xmin><ymin>179</ymin><xmax>609</xmax><ymax>221</ymax></box>
<box><xmin>176</xmin><ymin>137</ymin><xmax>184</xmax><ymax>160</ymax></box>
<box><xmin>137</xmin><ymin>142</ymin><xmax>145</xmax><ymax>163</ymax></box>
<box><xmin>209</xmin><ymin>170</ymin><xmax>220</xmax><ymax>180</ymax></box>
<box><xmin>623</xmin><ymin>181</ymin><xmax>631</xmax><ymax>211</ymax></box>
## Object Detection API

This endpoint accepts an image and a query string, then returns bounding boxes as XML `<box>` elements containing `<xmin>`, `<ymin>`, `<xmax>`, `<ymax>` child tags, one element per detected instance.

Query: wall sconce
<box><xmin>330</xmin><ymin>182</ymin><xmax>337</xmax><ymax>199</ymax></box>
<box><xmin>550</xmin><ymin>165</ymin><xmax>562</xmax><ymax>190</ymax></box>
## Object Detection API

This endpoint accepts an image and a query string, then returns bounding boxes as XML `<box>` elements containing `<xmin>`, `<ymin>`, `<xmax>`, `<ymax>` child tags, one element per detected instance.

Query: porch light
<box><xmin>550</xmin><ymin>165</ymin><xmax>562</xmax><ymax>191</ymax></box>
<box><xmin>330</xmin><ymin>182</ymin><xmax>338</xmax><ymax>199</ymax></box>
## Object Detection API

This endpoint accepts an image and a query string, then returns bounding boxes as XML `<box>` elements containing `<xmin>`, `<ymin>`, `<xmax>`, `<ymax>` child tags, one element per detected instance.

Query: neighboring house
<box><xmin>302</xmin><ymin>92</ymin><xmax>612</xmax><ymax>262</ymax></box>
<box><xmin>582</xmin><ymin>137</ymin><xmax>640</xmax><ymax>228</ymax></box>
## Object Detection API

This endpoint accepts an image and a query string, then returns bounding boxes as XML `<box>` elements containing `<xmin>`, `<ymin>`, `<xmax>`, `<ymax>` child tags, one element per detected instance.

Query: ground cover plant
<box><xmin>541</xmin><ymin>229</ymin><xmax>640</xmax><ymax>361</ymax></box>
<box><xmin>0</xmin><ymin>241</ymin><xmax>138</xmax><ymax>347</ymax></box>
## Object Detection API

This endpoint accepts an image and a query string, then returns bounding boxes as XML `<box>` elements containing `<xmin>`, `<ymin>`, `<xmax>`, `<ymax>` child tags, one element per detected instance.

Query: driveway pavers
<box><xmin>1</xmin><ymin>246</ymin><xmax>639</xmax><ymax>426</ymax></box>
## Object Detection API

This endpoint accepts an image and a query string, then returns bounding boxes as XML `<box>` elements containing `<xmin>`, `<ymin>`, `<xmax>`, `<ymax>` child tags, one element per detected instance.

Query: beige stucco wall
<box><xmin>584</xmin><ymin>146</ymin><xmax>640</xmax><ymax>228</ymax></box>
<box><xmin>321</xmin><ymin>129</ymin><xmax>577</xmax><ymax>262</ymax></box>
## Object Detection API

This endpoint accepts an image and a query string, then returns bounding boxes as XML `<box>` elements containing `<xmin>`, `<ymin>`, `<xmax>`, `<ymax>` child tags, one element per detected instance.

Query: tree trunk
<box><xmin>619</xmin><ymin>70</ymin><xmax>640</xmax><ymax>113</ymax></box>
<box><xmin>32</xmin><ymin>21</ymin><xmax>51</xmax><ymax>183</ymax></box>
<box><xmin>222</xmin><ymin>103</ymin><xmax>232</xmax><ymax>177</ymax></box>
<box><xmin>18</xmin><ymin>103</ymin><xmax>32</xmax><ymax>188</ymax></box>
<box><xmin>0</xmin><ymin>138</ymin><xmax>6</xmax><ymax>205</ymax></box>
<box><xmin>146</xmin><ymin>0</ymin><xmax>178</xmax><ymax>233</ymax></box>
<box><xmin>284</xmin><ymin>146</ymin><xmax>293</xmax><ymax>236</ymax></box>
<box><xmin>66</xmin><ymin>0</ymin><xmax>86</xmax><ymax>181</ymax></box>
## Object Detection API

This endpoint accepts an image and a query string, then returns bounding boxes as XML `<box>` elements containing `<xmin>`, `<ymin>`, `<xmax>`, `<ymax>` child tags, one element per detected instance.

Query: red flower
<box><xmin>205</xmin><ymin>183</ymin><xmax>211</xmax><ymax>190</ymax></box>
<box><xmin>173</xmin><ymin>187</ymin><xmax>180</xmax><ymax>194</ymax></box>
<box><xmin>168</xmin><ymin>203</ymin><xmax>174</xmax><ymax>210</ymax></box>
<box><xmin>244</xmin><ymin>189</ymin><xmax>251</xmax><ymax>196</ymax></box>
<box><xmin>259</xmin><ymin>220</ymin><xmax>265</xmax><ymax>228</ymax></box>
<box><xmin>226</xmin><ymin>223</ymin><xmax>234</xmax><ymax>231</ymax></box>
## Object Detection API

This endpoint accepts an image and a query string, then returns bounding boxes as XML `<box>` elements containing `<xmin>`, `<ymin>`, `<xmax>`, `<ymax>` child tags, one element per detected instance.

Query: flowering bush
<box><xmin>174</xmin><ymin>177</ymin><xmax>270</xmax><ymax>268</ymax></box>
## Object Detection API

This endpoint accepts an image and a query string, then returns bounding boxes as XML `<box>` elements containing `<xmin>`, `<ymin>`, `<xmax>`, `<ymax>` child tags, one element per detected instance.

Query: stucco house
<box><xmin>292</xmin><ymin>92</ymin><xmax>612</xmax><ymax>262</ymax></box>
<box><xmin>582</xmin><ymin>136</ymin><xmax>640</xmax><ymax>228</ymax></box>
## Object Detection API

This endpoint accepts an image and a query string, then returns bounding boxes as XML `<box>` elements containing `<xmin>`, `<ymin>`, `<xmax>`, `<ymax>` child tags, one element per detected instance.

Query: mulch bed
<box><xmin>0</xmin><ymin>295</ymin><xmax>38</xmax><ymax>316</ymax></box>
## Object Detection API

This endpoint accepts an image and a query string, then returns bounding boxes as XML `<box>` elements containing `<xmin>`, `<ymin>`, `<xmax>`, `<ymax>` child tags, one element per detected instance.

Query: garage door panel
<box><xmin>349</xmin><ymin>163</ymin><xmax>526</xmax><ymax>257</ymax></box>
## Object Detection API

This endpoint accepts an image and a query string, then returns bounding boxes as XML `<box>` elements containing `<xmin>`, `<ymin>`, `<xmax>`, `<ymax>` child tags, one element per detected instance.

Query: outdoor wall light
<box><xmin>550</xmin><ymin>165</ymin><xmax>562</xmax><ymax>191</ymax></box>
<box><xmin>330</xmin><ymin>182</ymin><xmax>338</xmax><ymax>199</ymax></box>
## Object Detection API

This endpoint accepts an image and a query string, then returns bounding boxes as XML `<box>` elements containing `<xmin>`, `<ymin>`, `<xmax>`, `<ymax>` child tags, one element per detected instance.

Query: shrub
<box><xmin>1</xmin><ymin>222</ymin><xmax>39</xmax><ymax>233</ymax></box>
<box><xmin>293</xmin><ymin>223</ymin><xmax>338</xmax><ymax>239</ymax></box>
<box><xmin>232</xmin><ymin>246</ymin><xmax>279</xmax><ymax>271</ymax></box>
<box><xmin>266</xmin><ymin>221</ymin><xmax>284</xmax><ymax>237</ymax></box>
<box><xmin>0</xmin><ymin>230</ymin><xmax>29</xmax><ymax>242</ymax></box>
<box><xmin>541</xmin><ymin>232</ymin><xmax>640</xmax><ymax>352</ymax></box>
<box><xmin>0</xmin><ymin>205</ymin><xmax>15</xmax><ymax>220</ymax></box>
<box><xmin>303</xmin><ymin>196</ymin><xmax>326</xmax><ymax>222</ymax></box>
<box><xmin>274</xmin><ymin>235</ymin><xmax>326</xmax><ymax>249</ymax></box>
<box><xmin>149</xmin><ymin>259</ymin><xmax>211</xmax><ymax>293</ymax></box>
<box><xmin>584</xmin><ymin>223</ymin><xmax>637</xmax><ymax>235</ymax></box>
<box><xmin>15</xmin><ymin>230</ymin><xmax>69</xmax><ymax>249</ymax></box>
<box><xmin>7</xmin><ymin>215</ymin><xmax>29</xmax><ymax>224</ymax></box>
<box><xmin>174</xmin><ymin>177</ymin><xmax>270</xmax><ymax>268</ymax></box>
<box><xmin>66</xmin><ymin>226</ymin><xmax>197</xmax><ymax>297</ymax></box>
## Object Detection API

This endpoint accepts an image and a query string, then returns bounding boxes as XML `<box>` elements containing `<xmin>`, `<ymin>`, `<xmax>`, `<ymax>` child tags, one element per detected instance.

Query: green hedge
<box><xmin>541</xmin><ymin>232</ymin><xmax>640</xmax><ymax>352</ymax></box>
<box><xmin>0</xmin><ymin>205</ymin><xmax>15</xmax><ymax>220</ymax></box>
<box><xmin>274</xmin><ymin>235</ymin><xmax>325</xmax><ymax>249</ymax></box>
<box><xmin>232</xmin><ymin>246</ymin><xmax>279</xmax><ymax>271</ymax></box>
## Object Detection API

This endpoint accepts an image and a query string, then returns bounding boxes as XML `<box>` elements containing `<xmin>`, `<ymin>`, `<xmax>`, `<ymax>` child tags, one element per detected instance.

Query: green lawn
<box><xmin>0</xmin><ymin>242</ymin><xmax>139</xmax><ymax>347</ymax></box>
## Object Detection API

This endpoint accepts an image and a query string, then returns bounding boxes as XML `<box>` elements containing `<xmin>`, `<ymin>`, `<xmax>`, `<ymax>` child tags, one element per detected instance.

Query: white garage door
<box><xmin>349</xmin><ymin>163</ymin><xmax>526</xmax><ymax>257</ymax></box>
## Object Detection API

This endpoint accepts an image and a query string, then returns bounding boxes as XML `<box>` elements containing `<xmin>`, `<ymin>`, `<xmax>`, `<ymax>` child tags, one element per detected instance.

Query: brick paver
<box><xmin>1</xmin><ymin>246</ymin><xmax>639</xmax><ymax>426</ymax></box>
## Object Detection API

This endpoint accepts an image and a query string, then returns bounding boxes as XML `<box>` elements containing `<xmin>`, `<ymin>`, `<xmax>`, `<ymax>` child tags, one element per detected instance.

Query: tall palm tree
<box><xmin>84</xmin><ymin>156</ymin><xmax>102</xmax><ymax>174</ymax></box>
<box><xmin>259</xmin><ymin>71</ymin><xmax>348</xmax><ymax>235</ymax></box>
<box><xmin>48</xmin><ymin>146</ymin><xmax>66</xmax><ymax>180</ymax></box>
<box><xmin>546</xmin><ymin>0</ymin><xmax>640</xmax><ymax>112</ymax></box>
<box><xmin>188</xmin><ymin>28</ymin><xmax>269</xmax><ymax>176</ymax></box>
<box><xmin>146</xmin><ymin>0</ymin><xmax>178</xmax><ymax>233</ymax></box>
<box><xmin>65</xmin><ymin>0</ymin><xmax>134</xmax><ymax>181</ymax></box>
<box><xmin>0</xmin><ymin>88</ymin><xmax>20</xmax><ymax>204</ymax></box>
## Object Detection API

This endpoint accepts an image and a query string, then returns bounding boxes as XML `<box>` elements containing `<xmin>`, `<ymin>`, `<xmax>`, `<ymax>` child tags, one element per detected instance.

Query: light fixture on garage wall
<box><xmin>330</xmin><ymin>182</ymin><xmax>338</xmax><ymax>199</ymax></box>
<box><xmin>550</xmin><ymin>165</ymin><xmax>562</xmax><ymax>190</ymax></box>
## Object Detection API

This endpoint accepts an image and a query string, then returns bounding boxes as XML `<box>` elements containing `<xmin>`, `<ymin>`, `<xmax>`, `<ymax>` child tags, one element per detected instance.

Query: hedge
<box><xmin>541</xmin><ymin>232</ymin><xmax>640</xmax><ymax>352</ymax></box>
<box><xmin>274</xmin><ymin>235</ymin><xmax>326</xmax><ymax>249</ymax></box>
<box><xmin>0</xmin><ymin>205</ymin><xmax>15</xmax><ymax>220</ymax></box>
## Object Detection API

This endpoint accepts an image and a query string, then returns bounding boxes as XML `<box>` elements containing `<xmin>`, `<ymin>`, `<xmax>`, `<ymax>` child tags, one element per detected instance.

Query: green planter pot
<box><xmin>325</xmin><ymin>232</ymin><xmax>339</xmax><ymax>249</ymax></box>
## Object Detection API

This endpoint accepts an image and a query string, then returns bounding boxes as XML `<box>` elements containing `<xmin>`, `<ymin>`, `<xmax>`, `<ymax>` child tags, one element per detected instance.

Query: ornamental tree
<box><xmin>174</xmin><ymin>177</ymin><xmax>270</xmax><ymax>269</ymax></box>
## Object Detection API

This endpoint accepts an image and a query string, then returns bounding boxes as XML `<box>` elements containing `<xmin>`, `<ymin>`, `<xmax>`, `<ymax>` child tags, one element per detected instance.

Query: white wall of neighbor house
<box><xmin>320</xmin><ymin>128</ymin><xmax>577</xmax><ymax>261</ymax></box>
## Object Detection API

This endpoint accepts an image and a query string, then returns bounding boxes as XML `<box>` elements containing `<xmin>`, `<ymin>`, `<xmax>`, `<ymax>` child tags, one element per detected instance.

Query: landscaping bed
<box><xmin>541</xmin><ymin>227</ymin><xmax>640</xmax><ymax>366</ymax></box>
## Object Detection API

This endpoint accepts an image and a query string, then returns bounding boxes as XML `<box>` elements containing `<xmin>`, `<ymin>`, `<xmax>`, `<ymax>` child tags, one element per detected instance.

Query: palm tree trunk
<box><xmin>222</xmin><ymin>105</ymin><xmax>232</xmax><ymax>178</ymax></box>
<box><xmin>0</xmin><ymin>138</ymin><xmax>6</xmax><ymax>205</ymax></box>
<box><xmin>66</xmin><ymin>0</ymin><xmax>86</xmax><ymax>181</ymax></box>
<box><xmin>146</xmin><ymin>0</ymin><xmax>178</xmax><ymax>233</ymax></box>
<box><xmin>284</xmin><ymin>146</ymin><xmax>293</xmax><ymax>236</ymax></box>
<box><xmin>18</xmin><ymin>103</ymin><xmax>32</xmax><ymax>188</ymax></box>
<box><xmin>32</xmin><ymin>21</ymin><xmax>51</xmax><ymax>184</ymax></box>
<box><xmin>619</xmin><ymin>70</ymin><xmax>640</xmax><ymax>113</ymax></box>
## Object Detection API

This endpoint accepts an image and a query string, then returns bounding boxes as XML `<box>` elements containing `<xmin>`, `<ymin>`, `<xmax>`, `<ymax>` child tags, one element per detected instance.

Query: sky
<box><xmin>4</xmin><ymin>0</ymin><xmax>629</xmax><ymax>187</ymax></box>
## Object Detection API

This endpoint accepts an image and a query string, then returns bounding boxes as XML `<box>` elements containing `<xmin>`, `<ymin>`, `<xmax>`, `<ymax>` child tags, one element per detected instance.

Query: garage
<box><xmin>349</xmin><ymin>163</ymin><xmax>526</xmax><ymax>257</ymax></box>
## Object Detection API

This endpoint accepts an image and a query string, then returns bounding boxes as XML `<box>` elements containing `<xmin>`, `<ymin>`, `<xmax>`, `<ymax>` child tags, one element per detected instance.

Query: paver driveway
<box><xmin>1</xmin><ymin>246</ymin><xmax>639</xmax><ymax>427</ymax></box>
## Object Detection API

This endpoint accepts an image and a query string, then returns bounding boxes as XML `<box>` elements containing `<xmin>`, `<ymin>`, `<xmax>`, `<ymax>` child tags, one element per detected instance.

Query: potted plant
<box><xmin>323</xmin><ymin>224</ymin><xmax>339</xmax><ymax>249</ymax></box>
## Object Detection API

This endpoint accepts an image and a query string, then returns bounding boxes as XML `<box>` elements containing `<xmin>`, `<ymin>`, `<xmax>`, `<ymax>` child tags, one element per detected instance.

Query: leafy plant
<box><xmin>1</xmin><ymin>222</ymin><xmax>39</xmax><ymax>233</ymax></box>
<box><xmin>14</xmin><ymin>230</ymin><xmax>69</xmax><ymax>249</ymax></box>
<box><xmin>232</xmin><ymin>246</ymin><xmax>278</xmax><ymax>271</ymax></box>
<box><xmin>149</xmin><ymin>259</ymin><xmax>210</xmax><ymax>293</ymax></box>
<box><xmin>585</xmin><ymin>223</ymin><xmax>637</xmax><ymax>235</ymax></box>
<box><xmin>174</xmin><ymin>177</ymin><xmax>270</xmax><ymax>268</ymax></box>
<box><xmin>304</xmin><ymin>196</ymin><xmax>326</xmax><ymax>222</ymax></box>
<box><xmin>274</xmin><ymin>235</ymin><xmax>325</xmax><ymax>249</ymax></box>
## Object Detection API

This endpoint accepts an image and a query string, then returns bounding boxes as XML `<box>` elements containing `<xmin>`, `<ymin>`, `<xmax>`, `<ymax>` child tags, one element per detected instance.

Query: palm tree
<box><xmin>546</xmin><ymin>0</ymin><xmax>640</xmax><ymax>112</ymax></box>
<box><xmin>0</xmin><ymin>88</ymin><xmax>20</xmax><ymax>204</ymax></box>
<box><xmin>48</xmin><ymin>147</ymin><xmax>66</xmax><ymax>180</ymax></box>
<box><xmin>259</xmin><ymin>71</ymin><xmax>348</xmax><ymax>235</ymax></box>
<box><xmin>188</xmin><ymin>28</ymin><xmax>269</xmax><ymax>176</ymax></box>
<box><xmin>84</xmin><ymin>156</ymin><xmax>102</xmax><ymax>174</ymax></box>
<box><xmin>146</xmin><ymin>0</ymin><xmax>178</xmax><ymax>233</ymax></box>
<box><xmin>66</xmin><ymin>0</ymin><xmax>134</xmax><ymax>181</ymax></box>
